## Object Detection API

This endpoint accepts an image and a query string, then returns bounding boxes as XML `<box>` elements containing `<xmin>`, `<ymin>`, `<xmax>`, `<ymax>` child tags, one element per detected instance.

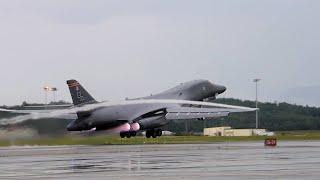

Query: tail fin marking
<box><xmin>67</xmin><ymin>79</ymin><xmax>97</xmax><ymax>106</ymax></box>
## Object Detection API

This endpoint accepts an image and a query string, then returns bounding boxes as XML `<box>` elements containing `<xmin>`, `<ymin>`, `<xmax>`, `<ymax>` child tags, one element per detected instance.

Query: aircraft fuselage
<box><xmin>67</xmin><ymin>80</ymin><xmax>226</xmax><ymax>136</ymax></box>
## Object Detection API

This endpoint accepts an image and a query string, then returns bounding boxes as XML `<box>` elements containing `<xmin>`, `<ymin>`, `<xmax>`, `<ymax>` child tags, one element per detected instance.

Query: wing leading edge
<box><xmin>165</xmin><ymin>107</ymin><xmax>254</xmax><ymax>120</ymax></box>
<box><xmin>0</xmin><ymin>99</ymin><xmax>257</xmax><ymax>123</ymax></box>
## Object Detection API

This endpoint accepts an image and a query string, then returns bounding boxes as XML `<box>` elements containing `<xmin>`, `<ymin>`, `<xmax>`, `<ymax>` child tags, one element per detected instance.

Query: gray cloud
<box><xmin>0</xmin><ymin>0</ymin><xmax>319</xmax><ymax>106</ymax></box>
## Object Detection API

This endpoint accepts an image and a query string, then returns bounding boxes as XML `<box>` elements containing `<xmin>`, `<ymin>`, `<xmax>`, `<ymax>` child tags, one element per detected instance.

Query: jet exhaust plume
<box><xmin>106</xmin><ymin>123</ymin><xmax>131</xmax><ymax>133</ymax></box>
<box><xmin>130</xmin><ymin>123</ymin><xmax>140</xmax><ymax>131</ymax></box>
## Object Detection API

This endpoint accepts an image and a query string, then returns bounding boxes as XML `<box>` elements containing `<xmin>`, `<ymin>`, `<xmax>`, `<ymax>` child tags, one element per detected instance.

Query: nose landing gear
<box><xmin>146</xmin><ymin>129</ymin><xmax>162</xmax><ymax>138</ymax></box>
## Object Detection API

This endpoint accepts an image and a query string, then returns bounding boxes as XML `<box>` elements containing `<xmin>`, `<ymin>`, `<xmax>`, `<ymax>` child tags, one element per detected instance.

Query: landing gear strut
<box><xmin>146</xmin><ymin>129</ymin><xmax>162</xmax><ymax>138</ymax></box>
<box><xmin>120</xmin><ymin>131</ymin><xmax>137</xmax><ymax>138</ymax></box>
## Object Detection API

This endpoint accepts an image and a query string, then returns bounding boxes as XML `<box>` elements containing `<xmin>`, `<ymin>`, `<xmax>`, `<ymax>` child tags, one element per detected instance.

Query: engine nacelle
<box><xmin>138</xmin><ymin>115</ymin><xmax>169</xmax><ymax>130</ymax></box>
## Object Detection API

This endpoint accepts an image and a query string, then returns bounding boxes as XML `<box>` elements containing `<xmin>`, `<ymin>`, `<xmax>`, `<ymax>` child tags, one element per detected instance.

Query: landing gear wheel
<box><xmin>146</xmin><ymin>130</ymin><xmax>154</xmax><ymax>138</ymax></box>
<box><xmin>130</xmin><ymin>131</ymin><xmax>137</xmax><ymax>137</ymax></box>
<box><xmin>152</xmin><ymin>130</ymin><xmax>157</xmax><ymax>138</ymax></box>
<box><xmin>120</xmin><ymin>132</ymin><xmax>126</xmax><ymax>138</ymax></box>
<box><xmin>126</xmin><ymin>132</ymin><xmax>131</xmax><ymax>138</ymax></box>
<box><xmin>156</xmin><ymin>129</ymin><xmax>162</xmax><ymax>137</ymax></box>
<box><xmin>146</xmin><ymin>129</ymin><xmax>162</xmax><ymax>138</ymax></box>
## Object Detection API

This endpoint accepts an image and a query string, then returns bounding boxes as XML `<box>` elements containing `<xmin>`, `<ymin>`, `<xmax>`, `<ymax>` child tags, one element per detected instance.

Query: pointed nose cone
<box><xmin>215</xmin><ymin>84</ymin><xmax>227</xmax><ymax>94</ymax></box>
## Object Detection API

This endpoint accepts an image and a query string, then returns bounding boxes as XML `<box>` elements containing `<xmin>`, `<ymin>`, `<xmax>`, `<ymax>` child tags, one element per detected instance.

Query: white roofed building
<box><xmin>204</xmin><ymin>127</ymin><xmax>274</xmax><ymax>137</ymax></box>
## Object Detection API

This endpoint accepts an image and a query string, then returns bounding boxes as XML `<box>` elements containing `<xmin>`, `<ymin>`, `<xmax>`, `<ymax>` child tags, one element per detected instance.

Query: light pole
<box><xmin>253</xmin><ymin>79</ymin><xmax>261</xmax><ymax>129</ymax></box>
<box><xmin>43</xmin><ymin>86</ymin><xmax>50</xmax><ymax>105</ymax></box>
<box><xmin>51</xmin><ymin>87</ymin><xmax>58</xmax><ymax>102</ymax></box>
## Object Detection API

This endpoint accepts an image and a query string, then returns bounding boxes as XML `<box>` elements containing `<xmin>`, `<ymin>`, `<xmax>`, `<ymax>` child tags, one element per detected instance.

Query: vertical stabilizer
<box><xmin>67</xmin><ymin>79</ymin><xmax>97</xmax><ymax>106</ymax></box>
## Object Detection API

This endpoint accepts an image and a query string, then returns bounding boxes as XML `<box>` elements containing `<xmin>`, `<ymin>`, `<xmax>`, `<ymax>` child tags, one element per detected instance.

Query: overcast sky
<box><xmin>0</xmin><ymin>0</ymin><xmax>319</xmax><ymax>106</ymax></box>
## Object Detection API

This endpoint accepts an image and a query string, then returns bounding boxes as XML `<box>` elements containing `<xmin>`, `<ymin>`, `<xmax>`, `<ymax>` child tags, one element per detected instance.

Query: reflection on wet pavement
<box><xmin>0</xmin><ymin>141</ymin><xmax>320</xmax><ymax>179</ymax></box>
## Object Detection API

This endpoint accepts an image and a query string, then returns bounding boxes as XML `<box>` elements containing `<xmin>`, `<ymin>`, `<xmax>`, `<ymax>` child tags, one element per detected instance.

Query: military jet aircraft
<box><xmin>0</xmin><ymin>79</ymin><xmax>257</xmax><ymax>138</ymax></box>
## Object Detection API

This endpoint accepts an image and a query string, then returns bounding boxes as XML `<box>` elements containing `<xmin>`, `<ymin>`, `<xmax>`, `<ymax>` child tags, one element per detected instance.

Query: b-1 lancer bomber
<box><xmin>1</xmin><ymin>79</ymin><xmax>257</xmax><ymax>138</ymax></box>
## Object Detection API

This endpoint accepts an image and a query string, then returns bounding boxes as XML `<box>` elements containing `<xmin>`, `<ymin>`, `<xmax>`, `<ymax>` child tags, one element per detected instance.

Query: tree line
<box><xmin>1</xmin><ymin>98</ymin><xmax>320</xmax><ymax>136</ymax></box>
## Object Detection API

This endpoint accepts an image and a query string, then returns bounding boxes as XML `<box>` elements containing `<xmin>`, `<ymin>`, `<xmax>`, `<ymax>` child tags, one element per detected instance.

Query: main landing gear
<box><xmin>120</xmin><ymin>129</ymin><xmax>163</xmax><ymax>138</ymax></box>
<box><xmin>146</xmin><ymin>129</ymin><xmax>162</xmax><ymax>138</ymax></box>
<box><xmin>120</xmin><ymin>131</ymin><xmax>137</xmax><ymax>138</ymax></box>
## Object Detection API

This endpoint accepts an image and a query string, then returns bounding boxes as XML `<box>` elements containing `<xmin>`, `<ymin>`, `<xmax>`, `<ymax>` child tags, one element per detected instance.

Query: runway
<box><xmin>0</xmin><ymin>141</ymin><xmax>320</xmax><ymax>180</ymax></box>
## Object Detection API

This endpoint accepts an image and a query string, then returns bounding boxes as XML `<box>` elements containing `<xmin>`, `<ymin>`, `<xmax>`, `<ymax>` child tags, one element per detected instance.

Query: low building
<box><xmin>204</xmin><ymin>127</ymin><xmax>273</xmax><ymax>137</ymax></box>
<box><xmin>204</xmin><ymin>126</ymin><xmax>232</xmax><ymax>136</ymax></box>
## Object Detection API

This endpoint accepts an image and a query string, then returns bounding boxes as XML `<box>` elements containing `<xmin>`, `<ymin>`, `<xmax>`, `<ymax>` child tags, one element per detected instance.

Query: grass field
<box><xmin>1</xmin><ymin>131</ymin><xmax>320</xmax><ymax>147</ymax></box>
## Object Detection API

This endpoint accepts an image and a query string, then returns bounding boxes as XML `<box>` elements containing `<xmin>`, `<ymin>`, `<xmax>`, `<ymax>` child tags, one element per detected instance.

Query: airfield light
<box><xmin>43</xmin><ymin>86</ymin><xmax>58</xmax><ymax>104</ymax></box>
<box><xmin>253</xmin><ymin>79</ymin><xmax>261</xmax><ymax>129</ymax></box>
<box><xmin>43</xmin><ymin>86</ymin><xmax>50</xmax><ymax>91</ymax></box>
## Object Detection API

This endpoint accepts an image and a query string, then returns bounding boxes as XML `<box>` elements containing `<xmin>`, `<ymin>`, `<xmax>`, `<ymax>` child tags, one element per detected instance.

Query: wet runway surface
<box><xmin>0</xmin><ymin>141</ymin><xmax>320</xmax><ymax>180</ymax></box>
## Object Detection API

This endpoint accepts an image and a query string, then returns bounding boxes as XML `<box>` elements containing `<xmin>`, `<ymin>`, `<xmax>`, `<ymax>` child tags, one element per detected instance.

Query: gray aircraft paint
<box><xmin>0</xmin><ymin>79</ymin><xmax>256</xmax><ymax>137</ymax></box>
<box><xmin>66</xmin><ymin>79</ymin><xmax>227</xmax><ymax>131</ymax></box>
